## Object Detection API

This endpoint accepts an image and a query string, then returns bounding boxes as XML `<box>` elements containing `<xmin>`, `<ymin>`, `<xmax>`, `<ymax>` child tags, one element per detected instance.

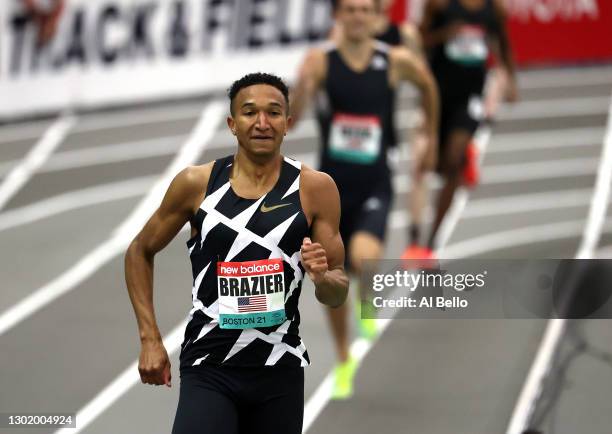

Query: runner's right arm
<box><xmin>124</xmin><ymin>165</ymin><xmax>210</xmax><ymax>386</ymax></box>
<box><xmin>289</xmin><ymin>48</ymin><xmax>326</xmax><ymax>126</ymax></box>
<box><xmin>300</xmin><ymin>168</ymin><xmax>348</xmax><ymax>308</ymax></box>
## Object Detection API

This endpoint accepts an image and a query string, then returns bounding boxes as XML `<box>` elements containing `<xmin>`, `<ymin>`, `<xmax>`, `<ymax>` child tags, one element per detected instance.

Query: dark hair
<box><xmin>227</xmin><ymin>72</ymin><xmax>289</xmax><ymax>115</ymax></box>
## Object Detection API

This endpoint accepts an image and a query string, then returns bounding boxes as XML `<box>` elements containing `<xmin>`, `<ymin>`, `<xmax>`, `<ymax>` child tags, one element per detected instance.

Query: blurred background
<box><xmin>0</xmin><ymin>0</ymin><xmax>611</xmax><ymax>433</ymax></box>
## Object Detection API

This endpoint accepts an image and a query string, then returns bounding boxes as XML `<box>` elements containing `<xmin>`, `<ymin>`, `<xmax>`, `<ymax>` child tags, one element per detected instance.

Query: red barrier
<box><xmin>503</xmin><ymin>0</ymin><xmax>611</xmax><ymax>65</ymax></box>
<box><xmin>389</xmin><ymin>0</ymin><xmax>408</xmax><ymax>24</ymax></box>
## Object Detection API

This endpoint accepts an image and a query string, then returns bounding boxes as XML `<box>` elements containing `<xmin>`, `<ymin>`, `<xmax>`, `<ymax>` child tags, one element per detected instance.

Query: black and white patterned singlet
<box><xmin>179</xmin><ymin>155</ymin><xmax>311</xmax><ymax>369</ymax></box>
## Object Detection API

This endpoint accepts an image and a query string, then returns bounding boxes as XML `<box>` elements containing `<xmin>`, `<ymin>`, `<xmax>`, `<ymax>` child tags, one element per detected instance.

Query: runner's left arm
<box><xmin>290</xmin><ymin>48</ymin><xmax>325</xmax><ymax>126</ymax></box>
<box><xmin>394</xmin><ymin>48</ymin><xmax>440</xmax><ymax>171</ymax></box>
<box><xmin>301</xmin><ymin>171</ymin><xmax>348</xmax><ymax>308</ymax></box>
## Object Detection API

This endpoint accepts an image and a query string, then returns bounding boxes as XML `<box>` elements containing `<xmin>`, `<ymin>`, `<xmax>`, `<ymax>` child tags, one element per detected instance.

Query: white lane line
<box><xmin>0</xmin><ymin>115</ymin><xmax>76</xmax><ymax>211</ymax></box>
<box><xmin>0</xmin><ymin>177</ymin><xmax>154</xmax><ymax>233</ymax></box>
<box><xmin>461</xmin><ymin>188</ymin><xmax>592</xmax><ymax>219</ymax></box>
<box><xmin>489</xmin><ymin>127</ymin><xmax>605</xmax><ymax>153</ymax></box>
<box><xmin>393</xmin><ymin>156</ymin><xmax>599</xmax><ymax>194</ymax></box>
<box><xmin>40</xmin><ymin>136</ymin><xmax>184</xmax><ymax>173</ymax></box>
<box><xmin>0</xmin><ymin>135</ymin><xmax>184</xmax><ymax>177</ymax></box>
<box><xmin>54</xmin><ymin>321</ymin><xmax>188</xmax><ymax>434</ymax></box>
<box><xmin>0</xmin><ymin>104</ymin><xmax>203</xmax><ymax>145</ymax></box>
<box><xmin>517</xmin><ymin>67</ymin><xmax>612</xmax><ymax>88</ymax></box>
<box><xmin>436</xmin><ymin>127</ymin><xmax>491</xmax><ymax>250</ymax></box>
<box><xmin>388</xmin><ymin>188</ymin><xmax>593</xmax><ymax>229</ymax></box>
<box><xmin>73</xmin><ymin>104</ymin><xmax>205</xmax><ymax>134</ymax></box>
<box><xmin>577</xmin><ymin>95</ymin><xmax>612</xmax><ymax>258</ymax></box>
<box><xmin>0</xmin><ymin>101</ymin><xmax>224</xmax><ymax>338</ymax></box>
<box><xmin>507</xmin><ymin>93</ymin><xmax>612</xmax><ymax>434</ymax></box>
<box><xmin>496</xmin><ymin>96</ymin><xmax>609</xmax><ymax>120</ymax></box>
<box><xmin>443</xmin><ymin>219</ymin><xmax>612</xmax><ymax>259</ymax></box>
<box><xmin>396</xmin><ymin>69</ymin><xmax>612</xmax><ymax>100</ymax></box>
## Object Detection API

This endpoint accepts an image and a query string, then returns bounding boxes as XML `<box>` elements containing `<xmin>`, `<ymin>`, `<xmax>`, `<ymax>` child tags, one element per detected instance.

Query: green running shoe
<box><xmin>358</xmin><ymin>317</ymin><xmax>379</xmax><ymax>340</ymax></box>
<box><xmin>356</xmin><ymin>300</ymin><xmax>379</xmax><ymax>340</ymax></box>
<box><xmin>331</xmin><ymin>356</ymin><xmax>358</xmax><ymax>400</ymax></box>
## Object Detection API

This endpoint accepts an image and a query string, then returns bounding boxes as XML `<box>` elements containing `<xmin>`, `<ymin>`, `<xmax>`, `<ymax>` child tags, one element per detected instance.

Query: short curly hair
<box><xmin>227</xmin><ymin>72</ymin><xmax>289</xmax><ymax>115</ymax></box>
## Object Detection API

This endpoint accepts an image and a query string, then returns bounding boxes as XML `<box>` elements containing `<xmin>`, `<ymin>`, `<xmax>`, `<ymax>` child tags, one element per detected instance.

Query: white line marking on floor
<box><xmin>0</xmin><ymin>115</ymin><xmax>76</xmax><ymax>211</ymax></box>
<box><xmin>392</xmin><ymin>156</ymin><xmax>598</xmax><ymax>194</ymax></box>
<box><xmin>0</xmin><ymin>177</ymin><xmax>154</xmax><ymax>233</ymax></box>
<box><xmin>40</xmin><ymin>136</ymin><xmax>184</xmax><ymax>173</ymax></box>
<box><xmin>489</xmin><ymin>127</ymin><xmax>605</xmax><ymax>153</ymax></box>
<box><xmin>0</xmin><ymin>101</ymin><xmax>224</xmax><ymax>339</ymax></box>
<box><xmin>436</xmin><ymin>127</ymin><xmax>491</xmax><ymax>250</ymax></box>
<box><xmin>506</xmin><ymin>93</ymin><xmax>612</xmax><ymax>434</ymax></box>
<box><xmin>388</xmin><ymin>188</ymin><xmax>594</xmax><ymax>229</ymax></box>
<box><xmin>54</xmin><ymin>321</ymin><xmax>188</xmax><ymax>434</ymax></box>
<box><xmin>443</xmin><ymin>219</ymin><xmax>612</xmax><ymax>259</ymax></box>
<box><xmin>577</xmin><ymin>95</ymin><xmax>612</xmax><ymax>259</ymax></box>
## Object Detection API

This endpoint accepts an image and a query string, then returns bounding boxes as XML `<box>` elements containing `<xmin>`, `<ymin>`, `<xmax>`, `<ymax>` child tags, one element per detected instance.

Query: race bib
<box><xmin>445</xmin><ymin>25</ymin><xmax>489</xmax><ymax>66</ymax></box>
<box><xmin>217</xmin><ymin>259</ymin><xmax>287</xmax><ymax>329</ymax></box>
<box><xmin>328</xmin><ymin>113</ymin><xmax>382</xmax><ymax>164</ymax></box>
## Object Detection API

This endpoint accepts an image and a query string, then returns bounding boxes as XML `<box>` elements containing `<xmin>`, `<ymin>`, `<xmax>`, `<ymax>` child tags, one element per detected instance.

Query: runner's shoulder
<box><xmin>389</xmin><ymin>45</ymin><xmax>421</xmax><ymax>71</ymax></box>
<box><xmin>168</xmin><ymin>163</ymin><xmax>214</xmax><ymax>211</ymax></box>
<box><xmin>299</xmin><ymin>164</ymin><xmax>340</xmax><ymax>204</ymax></box>
<box><xmin>301</xmin><ymin>44</ymin><xmax>329</xmax><ymax>77</ymax></box>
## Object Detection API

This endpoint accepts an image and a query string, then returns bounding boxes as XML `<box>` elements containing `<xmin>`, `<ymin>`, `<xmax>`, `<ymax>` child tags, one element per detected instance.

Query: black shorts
<box><xmin>338</xmin><ymin>177</ymin><xmax>393</xmax><ymax>249</ymax></box>
<box><xmin>172</xmin><ymin>365</ymin><xmax>304</xmax><ymax>434</ymax></box>
<box><xmin>439</xmin><ymin>93</ymin><xmax>482</xmax><ymax>143</ymax></box>
<box><xmin>434</xmin><ymin>65</ymin><xmax>486</xmax><ymax>172</ymax></box>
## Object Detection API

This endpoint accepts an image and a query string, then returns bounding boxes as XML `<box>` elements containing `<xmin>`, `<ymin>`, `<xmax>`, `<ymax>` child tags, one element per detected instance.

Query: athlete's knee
<box><xmin>348</xmin><ymin>232</ymin><xmax>383</xmax><ymax>273</ymax></box>
<box><xmin>442</xmin><ymin>135</ymin><xmax>470</xmax><ymax>176</ymax></box>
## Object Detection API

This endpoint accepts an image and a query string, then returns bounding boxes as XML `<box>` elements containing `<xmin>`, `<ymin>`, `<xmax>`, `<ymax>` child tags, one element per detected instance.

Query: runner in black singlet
<box><xmin>125</xmin><ymin>73</ymin><xmax>348</xmax><ymax>434</ymax></box>
<box><xmin>292</xmin><ymin>0</ymin><xmax>439</xmax><ymax>399</ymax></box>
<box><xmin>420</xmin><ymin>0</ymin><xmax>517</xmax><ymax>252</ymax></box>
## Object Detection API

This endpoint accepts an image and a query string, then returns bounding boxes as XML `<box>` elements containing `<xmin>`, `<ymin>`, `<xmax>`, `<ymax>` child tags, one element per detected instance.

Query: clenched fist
<box><xmin>139</xmin><ymin>340</ymin><xmax>172</xmax><ymax>387</ymax></box>
<box><xmin>301</xmin><ymin>237</ymin><xmax>328</xmax><ymax>285</ymax></box>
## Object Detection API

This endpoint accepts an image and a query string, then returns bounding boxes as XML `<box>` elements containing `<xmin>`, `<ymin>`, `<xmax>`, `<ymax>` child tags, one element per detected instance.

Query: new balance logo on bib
<box><xmin>217</xmin><ymin>258</ymin><xmax>287</xmax><ymax>329</ymax></box>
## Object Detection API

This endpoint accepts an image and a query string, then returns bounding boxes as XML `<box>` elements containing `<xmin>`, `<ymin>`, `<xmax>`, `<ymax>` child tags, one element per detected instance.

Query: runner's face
<box><xmin>228</xmin><ymin>84</ymin><xmax>290</xmax><ymax>156</ymax></box>
<box><xmin>336</xmin><ymin>0</ymin><xmax>376</xmax><ymax>42</ymax></box>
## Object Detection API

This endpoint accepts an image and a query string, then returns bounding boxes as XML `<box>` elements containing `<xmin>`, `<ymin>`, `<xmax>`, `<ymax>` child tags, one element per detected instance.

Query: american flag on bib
<box><xmin>238</xmin><ymin>295</ymin><xmax>267</xmax><ymax>312</ymax></box>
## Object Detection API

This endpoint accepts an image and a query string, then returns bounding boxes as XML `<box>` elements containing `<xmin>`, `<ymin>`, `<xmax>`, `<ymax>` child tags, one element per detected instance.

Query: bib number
<box><xmin>328</xmin><ymin>113</ymin><xmax>382</xmax><ymax>164</ymax></box>
<box><xmin>445</xmin><ymin>25</ymin><xmax>488</xmax><ymax>66</ymax></box>
<box><xmin>217</xmin><ymin>259</ymin><xmax>286</xmax><ymax>329</ymax></box>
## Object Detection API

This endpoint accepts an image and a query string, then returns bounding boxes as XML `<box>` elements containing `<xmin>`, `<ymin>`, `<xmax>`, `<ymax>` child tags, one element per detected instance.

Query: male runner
<box><xmin>291</xmin><ymin>0</ymin><xmax>439</xmax><ymax>399</ymax></box>
<box><xmin>419</xmin><ymin>0</ymin><xmax>517</xmax><ymax>254</ymax></box>
<box><xmin>125</xmin><ymin>72</ymin><xmax>348</xmax><ymax>434</ymax></box>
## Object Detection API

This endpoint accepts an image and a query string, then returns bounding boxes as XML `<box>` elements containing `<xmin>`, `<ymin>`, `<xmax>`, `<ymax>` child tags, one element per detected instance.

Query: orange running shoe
<box><xmin>462</xmin><ymin>141</ymin><xmax>480</xmax><ymax>188</ymax></box>
<box><xmin>400</xmin><ymin>245</ymin><xmax>437</xmax><ymax>270</ymax></box>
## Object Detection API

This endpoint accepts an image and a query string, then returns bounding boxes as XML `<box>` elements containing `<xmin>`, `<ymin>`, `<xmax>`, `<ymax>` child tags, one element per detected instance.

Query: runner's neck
<box><xmin>230</xmin><ymin>151</ymin><xmax>283</xmax><ymax>198</ymax></box>
<box><xmin>337</xmin><ymin>38</ymin><xmax>375</xmax><ymax>73</ymax></box>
